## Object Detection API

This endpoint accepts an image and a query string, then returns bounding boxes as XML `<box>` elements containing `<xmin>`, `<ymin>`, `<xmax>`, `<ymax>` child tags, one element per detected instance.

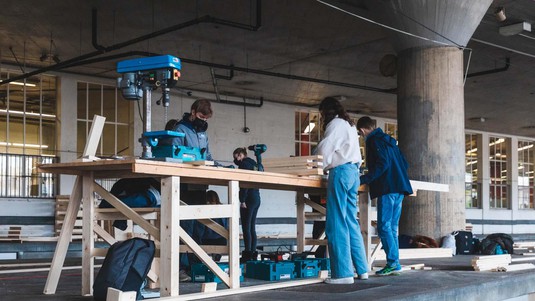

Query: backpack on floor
<box><xmin>93</xmin><ymin>238</ymin><xmax>156</xmax><ymax>301</ymax></box>
<box><xmin>453</xmin><ymin>231</ymin><xmax>474</xmax><ymax>255</ymax></box>
<box><xmin>479</xmin><ymin>233</ymin><xmax>514</xmax><ymax>255</ymax></box>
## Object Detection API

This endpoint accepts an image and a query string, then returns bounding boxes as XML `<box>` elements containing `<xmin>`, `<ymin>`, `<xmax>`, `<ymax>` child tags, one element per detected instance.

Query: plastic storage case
<box><xmin>245</xmin><ymin>260</ymin><xmax>295</xmax><ymax>281</ymax></box>
<box><xmin>191</xmin><ymin>263</ymin><xmax>244</xmax><ymax>283</ymax></box>
<box><xmin>293</xmin><ymin>259</ymin><xmax>321</xmax><ymax>278</ymax></box>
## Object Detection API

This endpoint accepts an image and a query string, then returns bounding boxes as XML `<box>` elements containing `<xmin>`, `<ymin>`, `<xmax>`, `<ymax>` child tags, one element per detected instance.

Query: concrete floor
<box><xmin>1</xmin><ymin>255</ymin><xmax>535</xmax><ymax>301</ymax></box>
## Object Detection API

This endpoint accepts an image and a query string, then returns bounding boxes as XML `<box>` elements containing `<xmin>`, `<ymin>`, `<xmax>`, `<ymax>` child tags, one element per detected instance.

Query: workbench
<box><xmin>39</xmin><ymin>158</ymin><xmax>447</xmax><ymax>299</ymax></box>
<box><xmin>39</xmin><ymin>158</ymin><xmax>328</xmax><ymax>299</ymax></box>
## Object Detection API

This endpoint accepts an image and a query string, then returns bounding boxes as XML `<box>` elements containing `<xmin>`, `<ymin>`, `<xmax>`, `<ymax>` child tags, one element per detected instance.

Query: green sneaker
<box><xmin>375</xmin><ymin>264</ymin><xmax>402</xmax><ymax>276</ymax></box>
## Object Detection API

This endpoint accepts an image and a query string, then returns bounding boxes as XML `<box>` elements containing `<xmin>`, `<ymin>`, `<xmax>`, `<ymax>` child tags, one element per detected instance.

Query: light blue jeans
<box><xmin>325</xmin><ymin>163</ymin><xmax>368</xmax><ymax>278</ymax></box>
<box><xmin>377</xmin><ymin>193</ymin><xmax>404</xmax><ymax>267</ymax></box>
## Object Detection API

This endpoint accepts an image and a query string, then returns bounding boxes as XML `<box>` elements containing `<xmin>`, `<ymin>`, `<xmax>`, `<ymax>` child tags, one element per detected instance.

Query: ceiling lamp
<box><xmin>499</xmin><ymin>22</ymin><xmax>531</xmax><ymax>36</ymax></box>
<box><xmin>495</xmin><ymin>7</ymin><xmax>506</xmax><ymax>22</ymax></box>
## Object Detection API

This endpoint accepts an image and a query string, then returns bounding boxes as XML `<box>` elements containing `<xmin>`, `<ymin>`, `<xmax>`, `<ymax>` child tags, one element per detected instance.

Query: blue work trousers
<box><xmin>377</xmin><ymin>193</ymin><xmax>404</xmax><ymax>267</ymax></box>
<box><xmin>325</xmin><ymin>163</ymin><xmax>368</xmax><ymax>278</ymax></box>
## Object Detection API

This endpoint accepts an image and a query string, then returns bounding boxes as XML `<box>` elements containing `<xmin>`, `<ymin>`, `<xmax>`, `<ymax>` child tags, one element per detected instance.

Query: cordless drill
<box><xmin>248</xmin><ymin>144</ymin><xmax>267</xmax><ymax>171</ymax></box>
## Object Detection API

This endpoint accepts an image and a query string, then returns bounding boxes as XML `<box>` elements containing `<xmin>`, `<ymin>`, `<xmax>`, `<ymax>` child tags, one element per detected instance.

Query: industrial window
<box><xmin>76</xmin><ymin>82</ymin><xmax>132</xmax><ymax>157</ymax></box>
<box><xmin>518</xmin><ymin>140</ymin><xmax>534</xmax><ymax>209</ymax></box>
<box><xmin>0</xmin><ymin>72</ymin><xmax>57</xmax><ymax>156</ymax></box>
<box><xmin>295</xmin><ymin>111</ymin><xmax>321</xmax><ymax>156</ymax></box>
<box><xmin>489</xmin><ymin>136</ymin><xmax>509</xmax><ymax>209</ymax></box>
<box><xmin>465</xmin><ymin>133</ymin><xmax>480</xmax><ymax>209</ymax></box>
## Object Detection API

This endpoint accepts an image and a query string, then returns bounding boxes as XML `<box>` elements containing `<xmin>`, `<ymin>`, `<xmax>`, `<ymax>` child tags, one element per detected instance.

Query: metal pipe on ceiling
<box><xmin>0</xmin><ymin>0</ymin><xmax>262</xmax><ymax>86</ymax></box>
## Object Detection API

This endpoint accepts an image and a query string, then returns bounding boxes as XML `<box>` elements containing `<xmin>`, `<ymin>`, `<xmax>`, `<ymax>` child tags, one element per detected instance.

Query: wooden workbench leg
<box><xmin>44</xmin><ymin>176</ymin><xmax>83</xmax><ymax>294</ymax></box>
<box><xmin>296</xmin><ymin>190</ymin><xmax>305</xmax><ymax>253</ymax></box>
<box><xmin>82</xmin><ymin>172</ymin><xmax>96</xmax><ymax>296</ymax></box>
<box><xmin>228</xmin><ymin>180</ymin><xmax>240</xmax><ymax>289</ymax></box>
<box><xmin>358</xmin><ymin>191</ymin><xmax>371</xmax><ymax>266</ymax></box>
<box><xmin>160</xmin><ymin>176</ymin><xmax>180</xmax><ymax>297</ymax></box>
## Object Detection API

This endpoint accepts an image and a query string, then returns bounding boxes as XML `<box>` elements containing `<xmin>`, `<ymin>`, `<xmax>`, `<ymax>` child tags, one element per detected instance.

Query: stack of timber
<box><xmin>374</xmin><ymin>248</ymin><xmax>452</xmax><ymax>261</ymax></box>
<box><xmin>471</xmin><ymin>254</ymin><xmax>511</xmax><ymax>271</ymax></box>
<box><xmin>263</xmin><ymin>156</ymin><xmax>323</xmax><ymax>176</ymax></box>
<box><xmin>55</xmin><ymin>195</ymin><xmax>83</xmax><ymax>240</ymax></box>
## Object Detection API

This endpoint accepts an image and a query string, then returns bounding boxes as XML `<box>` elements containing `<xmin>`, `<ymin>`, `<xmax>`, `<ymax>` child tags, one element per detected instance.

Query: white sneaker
<box><xmin>324</xmin><ymin>277</ymin><xmax>354</xmax><ymax>284</ymax></box>
<box><xmin>179</xmin><ymin>270</ymin><xmax>191</xmax><ymax>282</ymax></box>
<box><xmin>358</xmin><ymin>273</ymin><xmax>369</xmax><ymax>280</ymax></box>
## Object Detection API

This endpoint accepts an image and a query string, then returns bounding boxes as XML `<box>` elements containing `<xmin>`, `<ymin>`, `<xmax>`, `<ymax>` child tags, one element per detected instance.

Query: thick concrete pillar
<box><xmin>365</xmin><ymin>0</ymin><xmax>493</xmax><ymax>239</ymax></box>
<box><xmin>397</xmin><ymin>47</ymin><xmax>465</xmax><ymax>238</ymax></box>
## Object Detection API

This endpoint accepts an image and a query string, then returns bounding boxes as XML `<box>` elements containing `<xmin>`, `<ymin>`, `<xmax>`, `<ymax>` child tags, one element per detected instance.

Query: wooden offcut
<box><xmin>263</xmin><ymin>155</ymin><xmax>323</xmax><ymax>176</ymax></box>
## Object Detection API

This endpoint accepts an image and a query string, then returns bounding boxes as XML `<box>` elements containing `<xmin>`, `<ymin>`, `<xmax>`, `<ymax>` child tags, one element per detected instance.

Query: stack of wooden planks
<box><xmin>263</xmin><ymin>156</ymin><xmax>323</xmax><ymax>176</ymax></box>
<box><xmin>374</xmin><ymin>247</ymin><xmax>453</xmax><ymax>261</ymax></box>
<box><xmin>471</xmin><ymin>254</ymin><xmax>511</xmax><ymax>271</ymax></box>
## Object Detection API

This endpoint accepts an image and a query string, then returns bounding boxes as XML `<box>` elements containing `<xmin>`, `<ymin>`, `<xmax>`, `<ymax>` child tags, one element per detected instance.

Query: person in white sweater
<box><xmin>316</xmin><ymin>97</ymin><xmax>368</xmax><ymax>284</ymax></box>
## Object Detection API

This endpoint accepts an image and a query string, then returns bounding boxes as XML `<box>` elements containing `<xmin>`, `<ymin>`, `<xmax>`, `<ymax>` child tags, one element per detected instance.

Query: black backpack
<box><xmin>93</xmin><ymin>238</ymin><xmax>156</xmax><ymax>301</ymax></box>
<box><xmin>479</xmin><ymin>233</ymin><xmax>514</xmax><ymax>255</ymax></box>
<box><xmin>453</xmin><ymin>231</ymin><xmax>475</xmax><ymax>255</ymax></box>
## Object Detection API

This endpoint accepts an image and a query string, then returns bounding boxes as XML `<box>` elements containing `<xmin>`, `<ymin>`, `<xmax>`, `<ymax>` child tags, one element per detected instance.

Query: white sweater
<box><xmin>317</xmin><ymin>117</ymin><xmax>362</xmax><ymax>171</ymax></box>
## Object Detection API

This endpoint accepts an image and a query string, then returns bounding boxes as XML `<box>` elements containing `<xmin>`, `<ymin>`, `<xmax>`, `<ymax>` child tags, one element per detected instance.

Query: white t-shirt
<box><xmin>317</xmin><ymin>117</ymin><xmax>362</xmax><ymax>171</ymax></box>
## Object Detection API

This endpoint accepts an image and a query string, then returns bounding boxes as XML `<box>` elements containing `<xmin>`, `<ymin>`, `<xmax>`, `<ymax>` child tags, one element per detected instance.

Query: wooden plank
<box><xmin>493</xmin><ymin>263</ymin><xmax>535</xmax><ymax>272</ymax></box>
<box><xmin>263</xmin><ymin>166</ymin><xmax>323</xmax><ymax>176</ymax></box>
<box><xmin>296</xmin><ymin>190</ymin><xmax>305</xmax><ymax>253</ymax></box>
<box><xmin>82</xmin><ymin>115</ymin><xmax>106</xmax><ymax>158</ymax></box>
<box><xmin>263</xmin><ymin>161</ymin><xmax>323</xmax><ymax>168</ymax></box>
<box><xmin>262</xmin><ymin>156</ymin><xmax>323</xmax><ymax>164</ymax></box>
<box><xmin>160</xmin><ymin>176</ymin><xmax>180</xmax><ymax>297</ymax></box>
<box><xmin>228</xmin><ymin>180</ymin><xmax>241</xmax><ymax>289</ymax></box>
<box><xmin>303</xmin><ymin>198</ymin><xmax>326</xmax><ymax>215</ymax></box>
<box><xmin>93</xmin><ymin>183</ymin><xmax>160</xmax><ymax>240</ymax></box>
<box><xmin>93</xmin><ymin>223</ymin><xmax>117</xmax><ymax>245</ymax></box>
<box><xmin>179</xmin><ymin>245</ymin><xmax>229</xmax><ymax>254</ymax></box>
<box><xmin>409</xmin><ymin>180</ymin><xmax>449</xmax><ymax>193</ymax></box>
<box><xmin>374</xmin><ymin>248</ymin><xmax>452</xmax><ymax>261</ymax></box>
<box><xmin>107</xmin><ymin>287</ymin><xmax>137</xmax><ymax>301</ymax></box>
<box><xmin>197</xmin><ymin>219</ymin><xmax>229</xmax><ymax>240</ymax></box>
<box><xmin>179</xmin><ymin>204</ymin><xmax>233</xmax><ymax>220</ymax></box>
<box><xmin>82</xmin><ymin>173</ymin><xmax>96</xmax><ymax>296</ymax></box>
<box><xmin>179</xmin><ymin>227</ymin><xmax>230</xmax><ymax>286</ymax></box>
<box><xmin>201</xmin><ymin>282</ymin><xmax>217</xmax><ymax>293</ymax></box>
<box><xmin>304</xmin><ymin>212</ymin><xmax>325</xmax><ymax>221</ymax></box>
<box><xmin>44</xmin><ymin>176</ymin><xmax>83</xmax><ymax>294</ymax></box>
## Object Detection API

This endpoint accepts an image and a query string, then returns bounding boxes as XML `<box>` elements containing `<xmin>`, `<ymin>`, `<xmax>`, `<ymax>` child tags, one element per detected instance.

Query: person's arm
<box><xmin>316</xmin><ymin>120</ymin><xmax>341</xmax><ymax>168</ymax></box>
<box><xmin>360</xmin><ymin>140</ymin><xmax>390</xmax><ymax>185</ymax></box>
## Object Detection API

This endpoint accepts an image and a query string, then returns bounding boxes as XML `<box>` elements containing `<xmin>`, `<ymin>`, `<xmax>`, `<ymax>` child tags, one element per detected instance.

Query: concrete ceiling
<box><xmin>0</xmin><ymin>0</ymin><xmax>534</xmax><ymax>137</ymax></box>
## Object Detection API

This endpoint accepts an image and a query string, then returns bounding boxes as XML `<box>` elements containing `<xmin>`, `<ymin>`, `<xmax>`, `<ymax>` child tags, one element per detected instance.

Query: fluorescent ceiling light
<box><xmin>0</xmin><ymin>109</ymin><xmax>56</xmax><ymax>119</ymax></box>
<box><xmin>489</xmin><ymin>138</ymin><xmax>505</xmax><ymax>146</ymax></box>
<box><xmin>0</xmin><ymin>142</ymin><xmax>48</xmax><ymax>149</ymax></box>
<box><xmin>304</xmin><ymin>122</ymin><xmax>316</xmax><ymax>134</ymax></box>
<box><xmin>518</xmin><ymin>144</ymin><xmax>534</xmax><ymax>151</ymax></box>
<box><xmin>0</xmin><ymin>80</ymin><xmax>36</xmax><ymax>87</ymax></box>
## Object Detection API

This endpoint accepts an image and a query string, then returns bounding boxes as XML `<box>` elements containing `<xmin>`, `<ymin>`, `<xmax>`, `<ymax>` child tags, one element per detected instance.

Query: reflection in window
<box><xmin>518</xmin><ymin>140</ymin><xmax>534</xmax><ymax>209</ymax></box>
<box><xmin>77</xmin><ymin>82</ymin><xmax>132</xmax><ymax>157</ymax></box>
<box><xmin>489</xmin><ymin>136</ymin><xmax>509</xmax><ymax>209</ymax></box>
<box><xmin>295</xmin><ymin>111</ymin><xmax>321</xmax><ymax>156</ymax></box>
<box><xmin>465</xmin><ymin>134</ymin><xmax>480</xmax><ymax>208</ymax></box>
<box><xmin>384</xmin><ymin>122</ymin><xmax>398</xmax><ymax>140</ymax></box>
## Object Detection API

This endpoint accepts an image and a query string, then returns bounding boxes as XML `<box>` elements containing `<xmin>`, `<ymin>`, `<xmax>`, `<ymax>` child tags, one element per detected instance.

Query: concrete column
<box><xmin>397</xmin><ymin>47</ymin><xmax>466</xmax><ymax>239</ymax></box>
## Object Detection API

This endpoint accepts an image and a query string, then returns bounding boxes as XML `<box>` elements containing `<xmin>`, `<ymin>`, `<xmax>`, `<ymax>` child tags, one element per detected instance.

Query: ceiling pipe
<box><xmin>0</xmin><ymin>1</ymin><xmax>262</xmax><ymax>86</ymax></box>
<box><xmin>466</xmin><ymin>57</ymin><xmax>510</xmax><ymax>78</ymax></box>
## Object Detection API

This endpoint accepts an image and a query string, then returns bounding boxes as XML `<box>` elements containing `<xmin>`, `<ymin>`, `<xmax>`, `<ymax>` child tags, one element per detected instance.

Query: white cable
<box><xmin>471</xmin><ymin>38</ymin><xmax>535</xmax><ymax>59</ymax></box>
<box><xmin>316</xmin><ymin>0</ymin><xmax>454</xmax><ymax>47</ymax></box>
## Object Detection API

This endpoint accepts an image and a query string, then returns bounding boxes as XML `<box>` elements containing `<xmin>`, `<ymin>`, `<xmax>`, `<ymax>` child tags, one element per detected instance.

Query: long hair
<box><xmin>206</xmin><ymin>190</ymin><xmax>221</xmax><ymax>205</ymax></box>
<box><xmin>319</xmin><ymin>97</ymin><xmax>354</xmax><ymax>131</ymax></box>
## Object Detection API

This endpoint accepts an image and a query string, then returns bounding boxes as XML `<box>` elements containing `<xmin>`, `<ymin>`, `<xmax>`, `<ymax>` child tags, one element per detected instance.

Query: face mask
<box><xmin>192</xmin><ymin>118</ymin><xmax>208</xmax><ymax>132</ymax></box>
<box><xmin>234</xmin><ymin>158</ymin><xmax>241</xmax><ymax>166</ymax></box>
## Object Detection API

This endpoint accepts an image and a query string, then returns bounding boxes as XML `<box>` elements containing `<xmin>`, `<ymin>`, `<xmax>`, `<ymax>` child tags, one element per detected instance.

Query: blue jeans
<box><xmin>325</xmin><ymin>163</ymin><xmax>368</xmax><ymax>278</ymax></box>
<box><xmin>377</xmin><ymin>193</ymin><xmax>404</xmax><ymax>267</ymax></box>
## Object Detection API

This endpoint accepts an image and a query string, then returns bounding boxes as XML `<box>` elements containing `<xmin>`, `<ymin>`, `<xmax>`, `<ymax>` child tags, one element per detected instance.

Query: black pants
<box><xmin>240</xmin><ymin>191</ymin><xmax>261</xmax><ymax>252</ymax></box>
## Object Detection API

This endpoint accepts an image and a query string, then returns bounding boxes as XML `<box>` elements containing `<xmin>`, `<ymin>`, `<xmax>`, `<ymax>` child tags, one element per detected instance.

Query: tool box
<box><xmin>191</xmin><ymin>263</ymin><xmax>244</xmax><ymax>283</ymax></box>
<box><xmin>293</xmin><ymin>258</ymin><xmax>321</xmax><ymax>278</ymax></box>
<box><xmin>245</xmin><ymin>260</ymin><xmax>295</xmax><ymax>281</ymax></box>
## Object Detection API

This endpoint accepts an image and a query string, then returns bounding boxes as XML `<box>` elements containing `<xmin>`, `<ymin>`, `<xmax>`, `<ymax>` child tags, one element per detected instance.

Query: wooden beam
<box><xmin>93</xmin><ymin>183</ymin><xmax>160</xmax><ymax>240</ymax></box>
<box><xmin>228</xmin><ymin>180</ymin><xmax>241</xmax><ymax>289</ymax></box>
<box><xmin>44</xmin><ymin>176</ymin><xmax>82</xmax><ymax>294</ymax></box>
<box><xmin>179</xmin><ymin>204</ymin><xmax>233</xmax><ymax>220</ymax></box>
<box><xmin>160</xmin><ymin>176</ymin><xmax>180</xmax><ymax>297</ymax></box>
<box><xmin>82</xmin><ymin>172</ymin><xmax>96</xmax><ymax>296</ymax></box>
<box><xmin>82</xmin><ymin>115</ymin><xmax>106</xmax><ymax>159</ymax></box>
<box><xmin>93</xmin><ymin>223</ymin><xmax>117</xmax><ymax>245</ymax></box>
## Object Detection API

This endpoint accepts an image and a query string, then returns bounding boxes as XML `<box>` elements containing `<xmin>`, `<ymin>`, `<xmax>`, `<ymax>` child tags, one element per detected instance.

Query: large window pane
<box><xmin>489</xmin><ymin>136</ymin><xmax>509</xmax><ymax>209</ymax></box>
<box><xmin>518</xmin><ymin>140</ymin><xmax>534</xmax><ymax>209</ymax></box>
<box><xmin>465</xmin><ymin>133</ymin><xmax>480</xmax><ymax>208</ymax></box>
<box><xmin>294</xmin><ymin>111</ymin><xmax>321</xmax><ymax>156</ymax></box>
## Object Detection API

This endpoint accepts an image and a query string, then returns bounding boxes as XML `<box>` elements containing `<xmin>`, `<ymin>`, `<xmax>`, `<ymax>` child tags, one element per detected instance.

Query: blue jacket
<box><xmin>166</xmin><ymin>113</ymin><xmax>214</xmax><ymax>161</ymax></box>
<box><xmin>360</xmin><ymin>128</ymin><xmax>413</xmax><ymax>199</ymax></box>
<box><xmin>236</xmin><ymin>157</ymin><xmax>261</xmax><ymax>203</ymax></box>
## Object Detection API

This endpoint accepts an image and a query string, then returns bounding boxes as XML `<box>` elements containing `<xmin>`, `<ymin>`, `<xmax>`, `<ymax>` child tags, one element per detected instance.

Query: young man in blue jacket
<box><xmin>357</xmin><ymin>116</ymin><xmax>413</xmax><ymax>276</ymax></box>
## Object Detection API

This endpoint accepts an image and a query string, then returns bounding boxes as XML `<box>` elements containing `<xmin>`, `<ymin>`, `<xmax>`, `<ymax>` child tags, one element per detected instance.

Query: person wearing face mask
<box><xmin>161</xmin><ymin>99</ymin><xmax>219</xmax><ymax>281</ymax></box>
<box><xmin>232</xmin><ymin>147</ymin><xmax>262</xmax><ymax>263</ymax></box>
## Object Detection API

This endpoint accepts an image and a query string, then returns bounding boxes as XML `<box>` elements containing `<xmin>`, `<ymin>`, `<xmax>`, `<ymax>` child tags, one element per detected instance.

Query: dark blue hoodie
<box><xmin>360</xmin><ymin>128</ymin><xmax>413</xmax><ymax>199</ymax></box>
